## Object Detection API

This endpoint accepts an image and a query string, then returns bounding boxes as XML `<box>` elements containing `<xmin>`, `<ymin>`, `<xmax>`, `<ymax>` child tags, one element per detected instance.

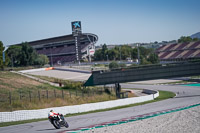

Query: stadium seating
<box><xmin>156</xmin><ymin>41</ymin><xmax>200</xmax><ymax>61</ymax></box>
<box><xmin>28</xmin><ymin>33</ymin><xmax>98</xmax><ymax>64</ymax></box>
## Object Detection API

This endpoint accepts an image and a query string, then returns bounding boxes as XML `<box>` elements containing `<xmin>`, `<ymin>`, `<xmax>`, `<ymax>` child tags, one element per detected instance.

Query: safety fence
<box><xmin>0</xmin><ymin>86</ymin><xmax>115</xmax><ymax>105</ymax></box>
<box><xmin>0</xmin><ymin>90</ymin><xmax>159</xmax><ymax>123</ymax></box>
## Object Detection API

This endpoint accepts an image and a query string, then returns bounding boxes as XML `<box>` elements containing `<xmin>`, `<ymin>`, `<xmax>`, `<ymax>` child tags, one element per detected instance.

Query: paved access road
<box><xmin>0</xmin><ymin>84</ymin><xmax>200</xmax><ymax>133</ymax></box>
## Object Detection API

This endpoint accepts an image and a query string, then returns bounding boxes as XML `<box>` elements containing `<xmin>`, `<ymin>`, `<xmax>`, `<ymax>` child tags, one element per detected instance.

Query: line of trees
<box><xmin>93</xmin><ymin>44</ymin><xmax>159</xmax><ymax>65</ymax></box>
<box><xmin>0</xmin><ymin>41</ymin><xmax>49</xmax><ymax>69</ymax></box>
<box><xmin>178</xmin><ymin>36</ymin><xmax>199</xmax><ymax>43</ymax></box>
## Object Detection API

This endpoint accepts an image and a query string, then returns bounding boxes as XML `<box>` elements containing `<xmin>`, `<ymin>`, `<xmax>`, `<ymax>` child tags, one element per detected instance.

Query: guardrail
<box><xmin>0</xmin><ymin>89</ymin><xmax>159</xmax><ymax>123</ymax></box>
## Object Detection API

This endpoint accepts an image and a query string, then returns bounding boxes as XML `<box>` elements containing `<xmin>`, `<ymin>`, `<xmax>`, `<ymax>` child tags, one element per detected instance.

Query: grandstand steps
<box><xmin>156</xmin><ymin>41</ymin><xmax>200</xmax><ymax>61</ymax></box>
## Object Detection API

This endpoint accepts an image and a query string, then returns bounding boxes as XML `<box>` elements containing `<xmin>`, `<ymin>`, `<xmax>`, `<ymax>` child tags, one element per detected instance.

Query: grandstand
<box><xmin>28</xmin><ymin>33</ymin><xmax>98</xmax><ymax>65</ymax></box>
<box><xmin>156</xmin><ymin>41</ymin><xmax>200</xmax><ymax>61</ymax></box>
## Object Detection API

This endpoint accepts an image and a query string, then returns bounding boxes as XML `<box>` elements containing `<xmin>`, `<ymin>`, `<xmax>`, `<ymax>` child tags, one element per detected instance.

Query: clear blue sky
<box><xmin>1</xmin><ymin>0</ymin><xmax>200</xmax><ymax>46</ymax></box>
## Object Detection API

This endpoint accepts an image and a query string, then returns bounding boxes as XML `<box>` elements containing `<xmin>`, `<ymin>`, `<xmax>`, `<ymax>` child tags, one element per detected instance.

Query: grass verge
<box><xmin>0</xmin><ymin>90</ymin><xmax>175</xmax><ymax>127</ymax></box>
<box><xmin>159</xmin><ymin>80</ymin><xmax>192</xmax><ymax>85</ymax></box>
<box><xmin>0</xmin><ymin>71</ymin><xmax>117</xmax><ymax>112</ymax></box>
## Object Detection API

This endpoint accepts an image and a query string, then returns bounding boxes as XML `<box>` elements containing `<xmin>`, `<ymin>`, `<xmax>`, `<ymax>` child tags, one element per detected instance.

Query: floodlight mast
<box><xmin>137</xmin><ymin>44</ymin><xmax>140</xmax><ymax>64</ymax></box>
<box><xmin>2</xmin><ymin>45</ymin><xmax>9</xmax><ymax>70</ymax></box>
<box><xmin>3</xmin><ymin>45</ymin><xmax>9</xmax><ymax>62</ymax></box>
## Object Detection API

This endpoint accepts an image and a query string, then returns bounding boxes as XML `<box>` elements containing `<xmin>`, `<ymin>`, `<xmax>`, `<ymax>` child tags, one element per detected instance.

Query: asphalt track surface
<box><xmin>0</xmin><ymin>83</ymin><xmax>200</xmax><ymax>133</ymax></box>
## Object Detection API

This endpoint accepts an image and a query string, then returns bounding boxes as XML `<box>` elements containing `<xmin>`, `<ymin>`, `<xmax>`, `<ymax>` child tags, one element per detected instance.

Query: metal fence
<box><xmin>0</xmin><ymin>87</ymin><xmax>114</xmax><ymax>105</ymax></box>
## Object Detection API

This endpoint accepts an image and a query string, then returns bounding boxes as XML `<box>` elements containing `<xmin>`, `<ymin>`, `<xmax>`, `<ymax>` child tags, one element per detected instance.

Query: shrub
<box><xmin>62</xmin><ymin>81</ymin><xmax>82</xmax><ymax>90</ymax></box>
<box><xmin>109</xmin><ymin>61</ymin><xmax>119</xmax><ymax>69</ymax></box>
<box><xmin>119</xmin><ymin>63</ymin><xmax>126</xmax><ymax>68</ymax></box>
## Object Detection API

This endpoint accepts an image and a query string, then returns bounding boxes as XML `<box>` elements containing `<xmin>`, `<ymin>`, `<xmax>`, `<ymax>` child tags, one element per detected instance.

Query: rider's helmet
<box><xmin>50</xmin><ymin>110</ymin><xmax>53</xmax><ymax>112</ymax></box>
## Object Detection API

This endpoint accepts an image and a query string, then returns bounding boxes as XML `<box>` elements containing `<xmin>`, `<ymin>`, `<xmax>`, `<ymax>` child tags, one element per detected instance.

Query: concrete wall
<box><xmin>19</xmin><ymin>68</ymin><xmax>46</xmax><ymax>73</ymax></box>
<box><xmin>0</xmin><ymin>90</ymin><xmax>159</xmax><ymax>123</ymax></box>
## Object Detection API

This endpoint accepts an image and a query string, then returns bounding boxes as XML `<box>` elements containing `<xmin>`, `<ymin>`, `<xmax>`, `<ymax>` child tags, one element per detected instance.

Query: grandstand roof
<box><xmin>28</xmin><ymin>33</ymin><xmax>97</xmax><ymax>47</ymax></box>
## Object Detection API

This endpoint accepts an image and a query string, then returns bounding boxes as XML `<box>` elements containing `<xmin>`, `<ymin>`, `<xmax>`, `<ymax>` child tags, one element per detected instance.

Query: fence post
<box><xmin>69</xmin><ymin>91</ymin><xmax>71</xmax><ymax>98</ymax></box>
<box><xmin>38</xmin><ymin>90</ymin><xmax>41</xmax><ymax>101</ymax></box>
<box><xmin>82</xmin><ymin>91</ymin><xmax>84</xmax><ymax>97</ymax></box>
<box><xmin>62</xmin><ymin>90</ymin><xmax>64</xmax><ymax>99</ymax></box>
<box><xmin>54</xmin><ymin>90</ymin><xmax>56</xmax><ymax>98</ymax></box>
<box><xmin>9</xmin><ymin>91</ymin><xmax>11</xmax><ymax>104</ymax></box>
<box><xmin>46</xmin><ymin>90</ymin><xmax>48</xmax><ymax>99</ymax></box>
<box><xmin>29</xmin><ymin>91</ymin><xmax>31</xmax><ymax>102</ymax></box>
<box><xmin>88</xmin><ymin>91</ymin><xmax>90</xmax><ymax>97</ymax></box>
<box><xmin>19</xmin><ymin>91</ymin><xmax>22</xmax><ymax>100</ymax></box>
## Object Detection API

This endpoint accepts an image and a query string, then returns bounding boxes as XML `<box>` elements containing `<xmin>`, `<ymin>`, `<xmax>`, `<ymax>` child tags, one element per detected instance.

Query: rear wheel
<box><xmin>52</xmin><ymin>120</ymin><xmax>60</xmax><ymax>129</ymax></box>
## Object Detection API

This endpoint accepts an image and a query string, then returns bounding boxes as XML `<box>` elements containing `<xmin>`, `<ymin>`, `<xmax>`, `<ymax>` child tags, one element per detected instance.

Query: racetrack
<box><xmin>0</xmin><ymin>84</ymin><xmax>200</xmax><ymax>133</ymax></box>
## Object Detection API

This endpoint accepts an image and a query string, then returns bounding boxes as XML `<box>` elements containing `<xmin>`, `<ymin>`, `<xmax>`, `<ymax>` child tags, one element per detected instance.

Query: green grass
<box><xmin>0</xmin><ymin>71</ymin><xmax>117</xmax><ymax>112</ymax></box>
<box><xmin>0</xmin><ymin>118</ymin><xmax>47</xmax><ymax>127</ymax></box>
<box><xmin>0</xmin><ymin>90</ymin><xmax>175</xmax><ymax>127</ymax></box>
<box><xmin>67</xmin><ymin>90</ymin><xmax>175</xmax><ymax>115</ymax></box>
<box><xmin>159</xmin><ymin>80</ymin><xmax>191</xmax><ymax>85</ymax></box>
<box><xmin>191</xmin><ymin>75</ymin><xmax>200</xmax><ymax>79</ymax></box>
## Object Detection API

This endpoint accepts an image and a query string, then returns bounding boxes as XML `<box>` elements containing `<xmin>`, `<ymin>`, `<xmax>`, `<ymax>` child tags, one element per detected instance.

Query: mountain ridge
<box><xmin>191</xmin><ymin>32</ymin><xmax>200</xmax><ymax>39</ymax></box>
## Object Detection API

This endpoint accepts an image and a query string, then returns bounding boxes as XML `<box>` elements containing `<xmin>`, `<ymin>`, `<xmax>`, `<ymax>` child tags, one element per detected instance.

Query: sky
<box><xmin>0</xmin><ymin>0</ymin><xmax>200</xmax><ymax>46</ymax></box>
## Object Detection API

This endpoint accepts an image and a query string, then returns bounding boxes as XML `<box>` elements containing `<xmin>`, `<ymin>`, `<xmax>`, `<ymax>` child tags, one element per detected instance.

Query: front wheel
<box><xmin>64</xmin><ymin>121</ymin><xmax>69</xmax><ymax>128</ymax></box>
<box><xmin>52</xmin><ymin>120</ymin><xmax>61</xmax><ymax>129</ymax></box>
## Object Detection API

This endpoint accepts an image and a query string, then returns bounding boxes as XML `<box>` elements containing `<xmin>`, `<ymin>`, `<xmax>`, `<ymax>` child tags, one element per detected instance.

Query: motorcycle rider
<box><xmin>48</xmin><ymin>110</ymin><xmax>62</xmax><ymax>121</ymax></box>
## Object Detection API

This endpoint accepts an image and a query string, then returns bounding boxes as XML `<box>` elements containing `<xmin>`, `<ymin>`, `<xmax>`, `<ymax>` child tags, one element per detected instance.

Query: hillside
<box><xmin>191</xmin><ymin>32</ymin><xmax>200</xmax><ymax>39</ymax></box>
<box><xmin>0</xmin><ymin>71</ymin><xmax>116</xmax><ymax>111</ymax></box>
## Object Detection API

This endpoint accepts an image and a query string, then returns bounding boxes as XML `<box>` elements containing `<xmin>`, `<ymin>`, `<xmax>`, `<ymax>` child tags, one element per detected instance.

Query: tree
<box><xmin>193</xmin><ymin>38</ymin><xmax>199</xmax><ymax>41</ymax></box>
<box><xmin>20</xmin><ymin>42</ymin><xmax>35</xmax><ymax>66</ymax></box>
<box><xmin>121</xmin><ymin>45</ymin><xmax>132</xmax><ymax>60</ymax></box>
<box><xmin>147</xmin><ymin>53</ymin><xmax>159</xmax><ymax>64</ymax></box>
<box><xmin>7</xmin><ymin>45</ymin><xmax>22</xmax><ymax>66</ymax></box>
<box><xmin>131</xmin><ymin>48</ymin><xmax>138</xmax><ymax>60</ymax></box>
<box><xmin>0</xmin><ymin>41</ymin><xmax>4</xmax><ymax>69</ymax></box>
<box><xmin>140</xmin><ymin>57</ymin><xmax>151</xmax><ymax>65</ymax></box>
<box><xmin>94</xmin><ymin>49</ymin><xmax>103</xmax><ymax>61</ymax></box>
<box><xmin>101</xmin><ymin>44</ymin><xmax>108</xmax><ymax>60</ymax></box>
<box><xmin>34</xmin><ymin>54</ymin><xmax>49</xmax><ymax>66</ymax></box>
<box><xmin>7</xmin><ymin>42</ymin><xmax>49</xmax><ymax>67</ymax></box>
<box><xmin>107</xmin><ymin>48</ymin><xmax>118</xmax><ymax>60</ymax></box>
<box><xmin>93</xmin><ymin>44</ymin><xmax>159</xmax><ymax>65</ymax></box>
<box><xmin>178</xmin><ymin>36</ymin><xmax>195</xmax><ymax>43</ymax></box>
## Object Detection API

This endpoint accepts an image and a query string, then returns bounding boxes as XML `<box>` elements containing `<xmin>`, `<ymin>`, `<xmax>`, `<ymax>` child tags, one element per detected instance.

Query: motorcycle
<box><xmin>48</xmin><ymin>114</ymin><xmax>69</xmax><ymax>129</ymax></box>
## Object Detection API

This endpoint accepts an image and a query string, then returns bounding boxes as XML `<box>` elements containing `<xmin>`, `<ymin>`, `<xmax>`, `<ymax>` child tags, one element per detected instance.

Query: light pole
<box><xmin>137</xmin><ymin>44</ymin><xmax>140</xmax><ymax>65</ymax></box>
<box><xmin>11</xmin><ymin>54</ymin><xmax>14</xmax><ymax>69</ymax></box>
<box><xmin>50</xmin><ymin>46</ymin><xmax>53</xmax><ymax>67</ymax></box>
<box><xmin>2</xmin><ymin>46</ymin><xmax>9</xmax><ymax>70</ymax></box>
<box><xmin>120</xmin><ymin>46</ymin><xmax>121</xmax><ymax>62</ymax></box>
<box><xmin>106</xmin><ymin>55</ymin><xmax>108</xmax><ymax>62</ymax></box>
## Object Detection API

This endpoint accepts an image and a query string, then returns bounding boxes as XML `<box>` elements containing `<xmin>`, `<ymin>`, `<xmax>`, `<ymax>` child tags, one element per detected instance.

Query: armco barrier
<box><xmin>0</xmin><ymin>90</ymin><xmax>159</xmax><ymax>123</ymax></box>
<box><xmin>142</xmin><ymin>89</ymin><xmax>157</xmax><ymax>94</ymax></box>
